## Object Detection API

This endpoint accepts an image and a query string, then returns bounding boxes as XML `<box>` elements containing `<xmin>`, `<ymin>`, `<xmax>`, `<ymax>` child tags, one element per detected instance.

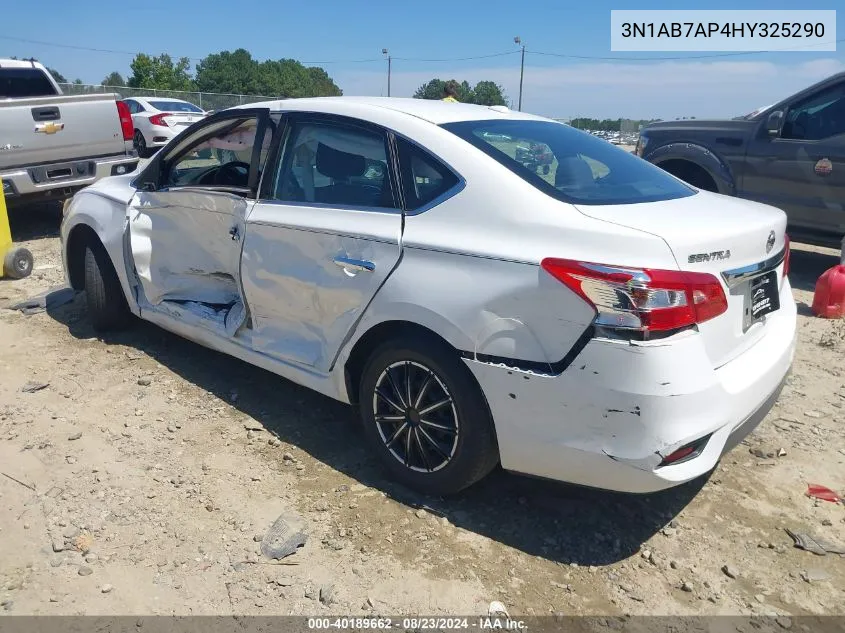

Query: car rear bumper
<box><xmin>464</xmin><ymin>279</ymin><xmax>797</xmax><ymax>493</ymax></box>
<box><xmin>1</xmin><ymin>153</ymin><xmax>139</xmax><ymax>206</ymax></box>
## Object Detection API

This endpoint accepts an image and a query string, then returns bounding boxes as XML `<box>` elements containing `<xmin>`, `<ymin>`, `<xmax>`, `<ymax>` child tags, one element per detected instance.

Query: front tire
<box><xmin>358</xmin><ymin>338</ymin><xmax>499</xmax><ymax>495</ymax></box>
<box><xmin>83</xmin><ymin>241</ymin><xmax>130</xmax><ymax>332</ymax></box>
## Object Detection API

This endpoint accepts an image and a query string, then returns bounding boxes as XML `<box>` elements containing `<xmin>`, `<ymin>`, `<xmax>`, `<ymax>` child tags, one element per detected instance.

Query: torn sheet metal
<box><xmin>128</xmin><ymin>190</ymin><xmax>247</xmax><ymax>306</ymax></box>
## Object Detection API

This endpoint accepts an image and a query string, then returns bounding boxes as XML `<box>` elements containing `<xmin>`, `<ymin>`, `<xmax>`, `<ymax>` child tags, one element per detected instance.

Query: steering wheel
<box><xmin>214</xmin><ymin>161</ymin><xmax>250</xmax><ymax>186</ymax></box>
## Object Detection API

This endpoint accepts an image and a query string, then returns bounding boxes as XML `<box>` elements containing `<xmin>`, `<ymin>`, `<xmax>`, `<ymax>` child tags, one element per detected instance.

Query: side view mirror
<box><xmin>766</xmin><ymin>110</ymin><xmax>784</xmax><ymax>136</ymax></box>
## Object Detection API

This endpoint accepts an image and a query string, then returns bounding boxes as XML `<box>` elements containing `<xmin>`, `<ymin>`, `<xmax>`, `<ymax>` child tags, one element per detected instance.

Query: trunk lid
<box><xmin>0</xmin><ymin>93</ymin><xmax>126</xmax><ymax>170</ymax></box>
<box><xmin>161</xmin><ymin>112</ymin><xmax>204</xmax><ymax>131</ymax></box>
<box><xmin>575</xmin><ymin>190</ymin><xmax>788</xmax><ymax>368</ymax></box>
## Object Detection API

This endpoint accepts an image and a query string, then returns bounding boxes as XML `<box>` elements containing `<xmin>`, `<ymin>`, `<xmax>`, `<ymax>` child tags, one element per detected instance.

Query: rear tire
<box><xmin>133</xmin><ymin>130</ymin><xmax>148</xmax><ymax>158</ymax></box>
<box><xmin>83</xmin><ymin>240</ymin><xmax>131</xmax><ymax>332</ymax></box>
<box><xmin>358</xmin><ymin>338</ymin><xmax>499</xmax><ymax>495</ymax></box>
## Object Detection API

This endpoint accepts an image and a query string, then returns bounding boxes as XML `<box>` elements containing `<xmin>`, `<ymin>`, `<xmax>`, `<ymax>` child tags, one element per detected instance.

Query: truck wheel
<box><xmin>3</xmin><ymin>247</ymin><xmax>33</xmax><ymax>279</ymax></box>
<box><xmin>83</xmin><ymin>241</ymin><xmax>131</xmax><ymax>332</ymax></box>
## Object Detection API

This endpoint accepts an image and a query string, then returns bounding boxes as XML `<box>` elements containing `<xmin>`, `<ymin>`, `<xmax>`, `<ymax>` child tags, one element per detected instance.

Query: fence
<box><xmin>57</xmin><ymin>84</ymin><xmax>276</xmax><ymax>112</ymax></box>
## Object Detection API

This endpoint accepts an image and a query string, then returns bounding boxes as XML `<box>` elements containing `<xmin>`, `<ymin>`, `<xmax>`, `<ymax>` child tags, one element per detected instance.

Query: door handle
<box><xmin>333</xmin><ymin>256</ymin><xmax>375</xmax><ymax>273</ymax></box>
<box><xmin>229</xmin><ymin>226</ymin><xmax>240</xmax><ymax>241</ymax></box>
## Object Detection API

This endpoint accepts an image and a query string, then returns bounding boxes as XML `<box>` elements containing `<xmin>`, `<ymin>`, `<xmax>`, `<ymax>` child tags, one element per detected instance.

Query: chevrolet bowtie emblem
<box><xmin>35</xmin><ymin>122</ymin><xmax>65</xmax><ymax>134</ymax></box>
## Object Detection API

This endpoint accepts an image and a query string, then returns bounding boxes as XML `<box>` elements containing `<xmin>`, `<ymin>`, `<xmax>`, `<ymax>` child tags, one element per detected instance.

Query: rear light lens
<box><xmin>149</xmin><ymin>113</ymin><xmax>170</xmax><ymax>127</ymax></box>
<box><xmin>783</xmin><ymin>234</ymin><xmax>791</xmax><ymax>277</ymax></box>
<box><xmin>115</xmin><ymin>101</ymin><xmax>133</xmax><ymax>141</ymax></box>
<box><xmin>658</xmin><ymin>435</ymin><xmax>711</xmax><ymax>467</ymax></box>
<box><xmin>541</xmin><ymin>258</ymin><xmax>728</xmax><ymax>336</ymax></box>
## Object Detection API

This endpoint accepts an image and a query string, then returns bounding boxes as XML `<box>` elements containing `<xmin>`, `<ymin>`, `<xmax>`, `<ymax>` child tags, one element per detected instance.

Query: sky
<box><xmin>1</xmin><ymin>0</ymin><xmax>842</xmax><ymax>120</ymax></box>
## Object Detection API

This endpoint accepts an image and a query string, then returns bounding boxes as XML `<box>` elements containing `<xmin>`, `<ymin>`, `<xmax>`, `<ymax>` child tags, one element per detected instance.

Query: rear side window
<box><xmin>149</xmin><ymin>100</ymin><xmax>203</xmax><ymax>113</ymax></box>
<box><xmin>273</xmin><ymin>120</ymin><xmax>398</xmax><ymax>209</ymax></box>
<box><xmin>0</xmin><ymin>68</ymin><xmax>57</xmax><ymax>98</ymax></box>
<box><xmin>396</xmin><ymin>138</ymin><xmax>460</xmax><ymax>210</ymax></box>
<box><xmin>442</xmin><ymin>119</ymin><xmax>695</xmax><ymax>206</ymax></box>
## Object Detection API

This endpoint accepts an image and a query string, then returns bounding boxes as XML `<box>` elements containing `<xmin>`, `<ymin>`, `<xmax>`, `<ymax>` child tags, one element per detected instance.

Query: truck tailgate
<box><xmin>0</xmin><ymin>93</ymin><xmax>125</xmax><ymax>170</ymax></box>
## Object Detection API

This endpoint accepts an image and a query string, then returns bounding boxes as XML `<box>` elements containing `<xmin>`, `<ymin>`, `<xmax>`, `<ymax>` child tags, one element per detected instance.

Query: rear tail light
<box><xmin>658</xmin><ymin>434</ymin><xmax>711</xmax><ymax>467</ymax></box>
<box><xmin>115</xmin><ymin>101</ymin><xmax>133</xmax><ymax>141</ymax></box>
<box><xmin>783</xmin><ymin>234</ymin><xmax>791</xmax><ymax>277</ymax></box>
<box><xmin>149</xmin><ymin>113</ymin><xmax>170</xmax><ymax>127</ymax></box>
<box><xmin>541</xmin><ymin>258</ymin><xmax>728</xmax><ymax>336</ymax></box>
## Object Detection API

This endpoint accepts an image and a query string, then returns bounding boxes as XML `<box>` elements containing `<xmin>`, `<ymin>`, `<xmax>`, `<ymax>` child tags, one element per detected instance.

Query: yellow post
<box><xmin>0</xmin><ymin>180</ymin><xmax>12</xmax><ymax>266</ymax></box>
<box><xmin>0</xmin><ymin>179</ymin><xmax>33</xmax><ymax>279</ymax></box>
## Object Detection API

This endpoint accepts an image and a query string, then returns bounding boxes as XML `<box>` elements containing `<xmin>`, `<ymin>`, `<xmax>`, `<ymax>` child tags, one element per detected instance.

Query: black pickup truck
<box><xmin>637</xmin><ymin>72</ymin><xmax>845</xmax><ymax>248</ymax></box>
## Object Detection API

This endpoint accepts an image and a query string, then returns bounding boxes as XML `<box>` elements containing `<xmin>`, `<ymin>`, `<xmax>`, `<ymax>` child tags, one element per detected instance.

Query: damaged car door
<box><xmin>128</xmin><ymin>109</ymin><xmax>271</xmax><ymax>336</ymax></box>
<box><xmin>240</xmin><ymin>113</ymin><xmax>403</xmax><ymax>372</ymax></box>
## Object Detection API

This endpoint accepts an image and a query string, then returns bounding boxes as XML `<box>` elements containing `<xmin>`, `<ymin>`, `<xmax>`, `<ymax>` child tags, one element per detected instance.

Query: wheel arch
<box><xmin>342</xmin><ymin>320</ymin><xmax>463</xmax><ymax>406</ymax></box>
<box><xmin>647</xmin><ymin>142</ymin><xmax>736</xmax><ymax>196</ymax></box>
<box><xmin>65</xmin><ymin>223</ymin><xmax>101</xmax><ymax>291</ymax></box>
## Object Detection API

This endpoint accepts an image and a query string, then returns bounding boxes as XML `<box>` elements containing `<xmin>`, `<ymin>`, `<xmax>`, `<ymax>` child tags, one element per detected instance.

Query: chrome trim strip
<box><xmin>721</xmin><ymin>247</ymin><xmax>786</xmax><ymax>288</ymax></box>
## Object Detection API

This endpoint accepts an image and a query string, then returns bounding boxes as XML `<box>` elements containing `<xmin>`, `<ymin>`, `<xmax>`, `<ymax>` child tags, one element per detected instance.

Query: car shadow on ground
<box><xmin>44</xmin><ymin>292</ymin><xmax>705</xmax><ymax>567</ymax></box>
<box><xmin>8</xmin><ymin>202</ymin><xmax>63</xmax><ymax>241</ymax></box>
<box><xmin>788</xmin><ymin>245</ymin><xmax>839</xmax><ymax>294</ymax></box>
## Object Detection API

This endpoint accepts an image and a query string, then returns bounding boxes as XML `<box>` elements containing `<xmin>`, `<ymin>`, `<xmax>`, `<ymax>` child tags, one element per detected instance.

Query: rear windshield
<box><xmin>0</xmin><ymin>68</ymin><xmax>57</xmax><ymax>98</ymax></box>
<box><xmin>442</xmin><ymin>119</ymin><xmax>696</xmax><ymax>205</ymax></box>
<box><xmin>149</xmin><ymin>100</ymin><xmax>203</xmax><ymax>113</ymax></box>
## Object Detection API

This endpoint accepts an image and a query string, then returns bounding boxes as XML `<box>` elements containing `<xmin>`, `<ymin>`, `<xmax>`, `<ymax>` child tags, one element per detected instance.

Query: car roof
<box><xmin>233</xmin><ymin>96</ymin><xmax>549</xmax><ymax>125</ymax></box>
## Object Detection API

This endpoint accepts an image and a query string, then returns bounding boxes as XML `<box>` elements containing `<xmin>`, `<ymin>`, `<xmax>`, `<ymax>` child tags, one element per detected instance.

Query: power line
<box><xmin>0</xmin><ymin>34</ymin><xmax>515</xmax><ymax>65</ymax></box>
<box><xmin>528</xmin><ymin>38</ymin><xmax>845</xmax><ymax>61</ymax></box>
<box><xmin>3</xmin><ymin>32</ymin><xmax>841</xmax><ymax>68</ymax></box>
<box><xmin>393</xmin><ymin>51</ymin><xmax>519</xmax><ymax>62</ymax></box>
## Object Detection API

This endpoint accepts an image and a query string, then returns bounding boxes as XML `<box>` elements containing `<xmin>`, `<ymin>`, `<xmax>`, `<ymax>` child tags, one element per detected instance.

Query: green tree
<box><xmin>413</xmin><ymin>78</ymin><xmax>472</xmax><ymax>101</ymax></box>
<box><xmin>73</xmin><ymin>79</ymin><xmax>83</xmax><ymax>85</ymax></box>
<box><xmin>413</xmin><ymin>78</ymin><xmax>505</xmax><ymax>104</ymax></box>
<box><xmin>470</xmin><ymin>81</ymin><xmax>507</xmax><ymax>106</ymax></box>
<box><xmin>46</xmin><ymin>68</ymin><xmax>67</xmax><ymax>83</ymax></box>
<box><xmin>194</xmin><ymin>49</ymin><xmax>258</xmax><ymax>94</ymax></box>
<box><xmin>102</xmin><ymin>71</ymin><xmax>126</xmax><ymax>87</ymax></box>
<box><xmin>194</xmin><ymin>49</ymin><xmax>342</xmax><ymax>97</ymax></box>
<box><xmin>128</xmin><ymin>53</ymin><xmax>194</xmax><ymax>91</ymax></box>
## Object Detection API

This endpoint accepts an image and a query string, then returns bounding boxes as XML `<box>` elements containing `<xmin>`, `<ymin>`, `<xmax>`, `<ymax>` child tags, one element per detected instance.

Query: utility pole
<box><xmin>514</xmin><ymin>36</ymin><xmax>525</xmax><ymax>111</ymax></box>
<box><xmin>382</xmin><ymin>49</ymin><xmax>391</xmax><ymax>97</ymax></box>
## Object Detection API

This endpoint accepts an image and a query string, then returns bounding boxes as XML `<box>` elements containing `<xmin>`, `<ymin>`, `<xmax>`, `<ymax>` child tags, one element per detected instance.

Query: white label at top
<box><xmin>610</xmin><ymin>10</ymin><xmax>836</xmax><ymax>52</ymax></box>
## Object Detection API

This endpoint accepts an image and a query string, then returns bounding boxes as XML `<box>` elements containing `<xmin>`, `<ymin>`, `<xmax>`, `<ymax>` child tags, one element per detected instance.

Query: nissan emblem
<box><xmin>766</xmin><ymin>230</ymin><xmax>776</xmax><ymax>254</ymax></box>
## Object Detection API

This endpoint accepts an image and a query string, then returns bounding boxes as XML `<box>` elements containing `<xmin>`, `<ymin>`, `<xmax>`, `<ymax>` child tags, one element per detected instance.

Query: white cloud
<box><xmin>332</xmin><ymin>57</ymin><xmax>845</xmax><ymax>120</ymax></box>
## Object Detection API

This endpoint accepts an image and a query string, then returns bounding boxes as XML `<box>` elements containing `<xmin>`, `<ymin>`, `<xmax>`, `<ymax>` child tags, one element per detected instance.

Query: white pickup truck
<box><xmin>0</xmin><ymin>59</ymin><xmax>139</xmax><ymax>209</ymax></box>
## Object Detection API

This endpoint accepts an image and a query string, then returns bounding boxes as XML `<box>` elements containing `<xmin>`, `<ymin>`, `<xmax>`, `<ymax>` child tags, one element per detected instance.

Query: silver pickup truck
<box><xmin>0</xmin><ymin>59</ymin><xmax>139</xmax><ymax>209</ymax></box>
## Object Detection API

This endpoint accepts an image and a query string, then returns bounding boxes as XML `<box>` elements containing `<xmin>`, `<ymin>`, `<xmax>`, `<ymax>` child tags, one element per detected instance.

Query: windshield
<box><xmin>149</xmin><ymin>100</ymin><xmax>203</xmax><ymax>113</ymax></box>
<box><xmin>739</xmin><ymin>103</ymin><xmax>774</xmax><ymax>120</ymax></box>
<box><xmin>0</xmin><ymin>68</ymin><xmax>57</xmax><ymax>98</ymax></box>
<box><xmin>442</xmin><ymin>119</ymin><xmax>695</xmax><ymax>205</ymax></box>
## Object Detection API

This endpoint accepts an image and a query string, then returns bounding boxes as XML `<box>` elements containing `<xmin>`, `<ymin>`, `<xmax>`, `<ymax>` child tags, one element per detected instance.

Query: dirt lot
<box><xmin>0</xmin><ymin>203</ymin><xmax>843</xmax><ymax>617</ymax></box>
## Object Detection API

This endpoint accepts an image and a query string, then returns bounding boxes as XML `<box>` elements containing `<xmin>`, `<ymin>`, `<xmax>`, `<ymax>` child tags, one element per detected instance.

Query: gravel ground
<box><xmin>0</xmin><ymin>203</ymin><xmax>843</xmax><ymax>617</ymax></box>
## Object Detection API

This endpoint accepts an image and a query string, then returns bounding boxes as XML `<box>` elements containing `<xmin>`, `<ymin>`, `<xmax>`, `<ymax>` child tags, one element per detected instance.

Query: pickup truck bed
<box><xmin>0</xmin><ymin>60</ymin><xmax>138</xmax><ymax>209</ymax></box>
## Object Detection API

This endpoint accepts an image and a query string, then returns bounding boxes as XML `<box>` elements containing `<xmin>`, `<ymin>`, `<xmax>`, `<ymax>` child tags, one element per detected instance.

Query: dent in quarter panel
<box><xmin>350</xmin><ymin>245</ymin><xmax>596</xmax><ymax>366</ymax></box>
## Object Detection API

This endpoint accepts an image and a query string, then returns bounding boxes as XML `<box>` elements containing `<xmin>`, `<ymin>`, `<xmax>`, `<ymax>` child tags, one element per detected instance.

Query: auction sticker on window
<box><xmin>611</xmin><ymin>10</ymin><xmax>836</xmax><ymax>52</ymax></box>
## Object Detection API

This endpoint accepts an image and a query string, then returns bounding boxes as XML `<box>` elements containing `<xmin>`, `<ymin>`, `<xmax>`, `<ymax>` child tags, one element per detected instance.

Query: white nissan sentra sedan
<box><xmin>60</xmin><ymin>97</ymin><xmax>796</xmax><ymax>496</ymax></box>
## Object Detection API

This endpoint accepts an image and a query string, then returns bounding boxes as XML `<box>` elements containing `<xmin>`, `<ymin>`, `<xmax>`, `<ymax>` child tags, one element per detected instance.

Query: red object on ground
<box><xmin>806</xmin><ymin>483</ymin><xmax>841</xmax><ymax>503</ymax></box>
<box><xmin>812</xmin><ymin>264</ymin><xmax>845</xmax><ymax>318</ymax></box>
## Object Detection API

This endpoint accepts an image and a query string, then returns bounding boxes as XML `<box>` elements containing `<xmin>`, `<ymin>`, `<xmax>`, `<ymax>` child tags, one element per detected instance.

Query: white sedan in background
<box><xmin>60</xmin><ymin>97</ymin><xmax>795</xmax><ymax>496</ymax></box>
<box><xmin>122</xmin><ymin>97</ymin><xmax>206</xmax><ymax>156</ymax></box>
